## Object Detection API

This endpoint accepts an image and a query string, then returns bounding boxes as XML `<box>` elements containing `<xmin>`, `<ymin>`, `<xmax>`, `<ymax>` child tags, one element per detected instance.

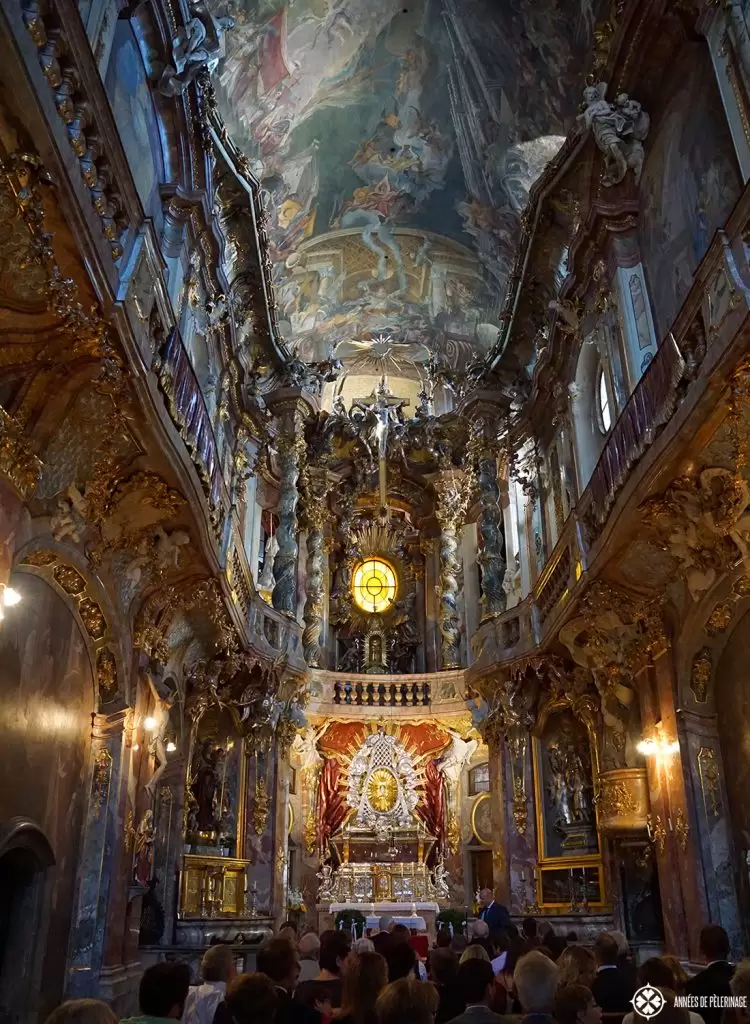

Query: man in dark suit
<box><xmin>591</xmin><ymin>933</ymin><xmax>636</xmax><ymax>1013</ymax></box>
<box><xmin>255</xmin><ymin>938</ymin><xmax>320</xmax><ymax>1024</ymax></box>
<box><xmin>685</xmin><ymin>924</ymin><xmax>735</xmax><ymax>1024</ymax></box>
<box><xmin>478</xmin><ymin>888</ymin><xmax>511</xmax><ymax>934</ymax></box>
<box><xmin>446</xmin><ymin>958</ymin><xmax>515</xmax><ymax>1024</ymax></box>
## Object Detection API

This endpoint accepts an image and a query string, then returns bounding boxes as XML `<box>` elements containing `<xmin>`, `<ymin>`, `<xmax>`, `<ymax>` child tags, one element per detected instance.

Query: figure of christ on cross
<box><xmin>350</xmin><ymin>375</ymin><xmax>409</xmax><ymax>512</ymax></box>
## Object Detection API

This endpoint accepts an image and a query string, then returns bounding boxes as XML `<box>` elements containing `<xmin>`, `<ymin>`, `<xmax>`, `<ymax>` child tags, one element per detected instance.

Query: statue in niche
<box><xmin>258</xmin><ymin>531</ymin><xmax>278</xmax><ymax>592</ymax></box>
<box><xmin>432</xmin><ymin>857</ymin><xmax>451</xmax><ymax>900</ymax></box>
<box><xmin>190</xmin><ymin>738</ymin><xmax>227</xmax><ymax>833</ymax></box>
<box><xmin>133</xmin><ymin>809</ymin><xmax>155</xmax><ymax>886</ymax></box>
<box><xmin>578</xmin><ymin>82</ymin><xmax>650</xmax><ymax>186</ymax></box>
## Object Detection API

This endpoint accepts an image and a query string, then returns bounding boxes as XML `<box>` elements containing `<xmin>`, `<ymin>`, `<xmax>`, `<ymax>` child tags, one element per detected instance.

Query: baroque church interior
<box><xmin>4</xmin><ymin>0</ymin><xmax>750</xmax><ymax>1019</ymax></box>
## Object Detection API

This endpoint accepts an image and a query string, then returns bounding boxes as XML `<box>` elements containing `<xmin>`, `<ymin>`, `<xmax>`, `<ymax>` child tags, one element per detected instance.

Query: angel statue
<box><xmin>578</xmin><ymin>82</ymin><xmax>650</xmax><ymax>186</ymax></box>
<box><xmin>432</xmin><ymin>857</ymin><xmax>451</xmax><ymax>900</ymax></box>
<box><xmin>317</xmin><ymin>861</ymin><xmax>335</xmax><ymax>901</ymax></box>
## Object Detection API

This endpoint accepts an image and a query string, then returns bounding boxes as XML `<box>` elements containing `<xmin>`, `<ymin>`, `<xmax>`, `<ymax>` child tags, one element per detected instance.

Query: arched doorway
<box><xmin>0</xmin><ymin>818</ymin><xmax>55</xmax><ymax>1024</ymax></box>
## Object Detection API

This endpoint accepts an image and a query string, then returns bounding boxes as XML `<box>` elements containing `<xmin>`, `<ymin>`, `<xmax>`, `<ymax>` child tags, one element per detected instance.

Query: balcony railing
<box><xmin>155</xmin><ymin>327</ymin><xmax>226</xmax><ymax>512</ymax></box>
<box><xmin>588</xmin><ymin>334</ymin><xmax>685</xmax><ymax>528</ymax></box>
<box><xmin>333</xmin><ymin>679</ymin><xmax>431</xmax><ymax>707</ymax></box>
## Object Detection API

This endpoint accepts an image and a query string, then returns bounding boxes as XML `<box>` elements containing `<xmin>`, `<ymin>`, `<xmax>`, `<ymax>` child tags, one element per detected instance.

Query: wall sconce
<box><xmin>0</xmin><ymin>583</ymin><xmax>21</xmax><ymax>620</ymax></box>
<box><xmin>132</xmin><ymin>743</ymin><xmax>140</xmax><ymax>752</ymax></box>
<box><xmin>143</xmin><ymin>716</ymin><xmax>157</xmax><ymax>731</ymax></box>
<box><xmin>637</xmin><ymin>737</ymin><xmax>680</xmax><ymax>757</ymax></box>
<box><xmin>166</xmin><ymin>741</ymin><xmax>177</xmax><ymax>752</ymax></box>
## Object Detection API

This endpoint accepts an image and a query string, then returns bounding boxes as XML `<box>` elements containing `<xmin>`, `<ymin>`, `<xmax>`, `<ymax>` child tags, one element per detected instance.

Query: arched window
<box><xmin>596</xmin><ymin>363</ymin><xmax>612</xmax><ymax>434</ymax></box>
<box><xmin>469</xmin><ymin>763</ymin><xmax>490</xmax><ymax>794</ymax></box>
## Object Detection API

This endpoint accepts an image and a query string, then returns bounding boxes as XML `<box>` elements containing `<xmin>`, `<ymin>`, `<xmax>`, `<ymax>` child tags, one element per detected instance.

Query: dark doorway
<box><xmin>470</xmin><ymin>849</ymin><xmax>493</xmax><ymax>895</ymax></box>
<box><xmin>0</xmin><ymin>820</ymin><xmax>55</xmax><ymax>1024</ymax></box>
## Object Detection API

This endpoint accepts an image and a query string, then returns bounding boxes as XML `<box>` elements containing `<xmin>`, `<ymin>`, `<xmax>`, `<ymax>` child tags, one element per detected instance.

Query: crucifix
<box><xmin>350</xmin><ymin>375</ymin><xmax>409</xmax><ymax>513</ymax></box>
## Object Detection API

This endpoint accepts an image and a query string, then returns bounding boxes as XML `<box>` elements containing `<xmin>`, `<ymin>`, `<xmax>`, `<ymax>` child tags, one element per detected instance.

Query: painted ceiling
<box><xmin>211</xmin><ymin>0</ymin><xmax>601</xmax><ymax>373</ymax></box>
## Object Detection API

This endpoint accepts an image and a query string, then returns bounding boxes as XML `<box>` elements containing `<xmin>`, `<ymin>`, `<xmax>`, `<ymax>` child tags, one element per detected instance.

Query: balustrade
<box><xmin>332</xmin><ymin>679</ymin><xmax>430</xmax><ymax>707</ymax></box>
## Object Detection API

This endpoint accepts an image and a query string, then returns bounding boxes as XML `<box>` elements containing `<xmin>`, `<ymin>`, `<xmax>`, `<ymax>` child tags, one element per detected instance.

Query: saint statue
<box><xmin>133</xmin><ymin>809</ymin><xmax>155</xmax><ymax>886</ymax></box>
<box><xmin>190</xmin><ymin>739</ymin><xmax>226</xmax><ymax>832</ymax></box>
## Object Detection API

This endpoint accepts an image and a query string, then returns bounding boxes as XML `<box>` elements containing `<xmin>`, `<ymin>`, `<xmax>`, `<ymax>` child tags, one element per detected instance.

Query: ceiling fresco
<box><xmin>211</xmin><ymin>0</ymin><xmax>601</xmax><ymax>371</ymax></box>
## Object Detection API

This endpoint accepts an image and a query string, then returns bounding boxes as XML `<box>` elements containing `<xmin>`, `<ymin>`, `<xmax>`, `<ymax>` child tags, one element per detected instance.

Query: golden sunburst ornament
<box><xmin>367</xmin><ymin>767</ymin><xmax>398</xmax><ymax>812</ymax></box>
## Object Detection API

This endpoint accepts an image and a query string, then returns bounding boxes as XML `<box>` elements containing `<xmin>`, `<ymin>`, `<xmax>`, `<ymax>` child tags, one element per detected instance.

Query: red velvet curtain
<box><xmin>417</xmin><ymin>760</ymin><xmax>446</xmax><ymax>858</ymax></box>
<box><xmin>317</xmin><ymin>757</ymin><xmax>348</xmax><ymax>855</ymax></box>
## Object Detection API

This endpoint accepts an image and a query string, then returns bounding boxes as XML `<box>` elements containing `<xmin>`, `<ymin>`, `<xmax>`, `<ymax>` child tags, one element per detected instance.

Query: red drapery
<box><xmin>417</xmin><ymin>759</ymin><xmax>446</xmax><ymax>858</ymax></box>
<box><xmin>317</xmin><ymin>757</ymin><xmax>348</xmax><ymax>855</ymax></box>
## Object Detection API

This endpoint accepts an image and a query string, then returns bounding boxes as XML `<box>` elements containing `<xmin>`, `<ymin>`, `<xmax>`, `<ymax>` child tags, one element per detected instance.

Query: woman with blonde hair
<box><xmin>334</xmin><ymin>950</ymin><xmax>388</xmax><ymax>1024</ymax></box>
<box><xmin>557</xmin><ymin>946</ymin><xmax>597</xmax><ymax>989</ymax></box>
<box><xmin>459</xmin><ymin>944</ymin><xmax>490</xmax><ymax>965</ymax></box>
<box><xmin>661</xmin><ymin>956</ymin><xmax>689</xmax><ymax>994</ymax></box>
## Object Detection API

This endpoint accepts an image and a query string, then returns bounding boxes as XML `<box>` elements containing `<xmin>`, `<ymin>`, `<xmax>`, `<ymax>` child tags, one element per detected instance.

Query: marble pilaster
<box><xmin>66</xmin><ymin>709</ymin><xmax>130</xmax><ymax>998</ymax></box>
<box><xmin>272</xmin><ymin>413</ymin><xmax>305</xmax><ymax>615</ymax></box>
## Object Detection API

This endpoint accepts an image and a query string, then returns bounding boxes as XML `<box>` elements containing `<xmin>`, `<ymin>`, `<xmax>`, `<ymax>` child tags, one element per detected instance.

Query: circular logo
<box><xmin>632</xmin><ymin>986</ymin><xmax>666</xmax><ymax>1019</ymax></box>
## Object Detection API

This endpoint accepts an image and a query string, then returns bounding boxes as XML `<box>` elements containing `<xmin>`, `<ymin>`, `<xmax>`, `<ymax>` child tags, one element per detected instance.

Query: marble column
<box><xmin>484</xmin><ymin>727</ymin><xmax>510</xmax><ymax>905</ymax></box>
<box><xmin>272</xmin><ymin>426</ymin><xmax>305</xmax><ymax>615</ymax></box>
<box><xmin>470</xmin><ymin>415</ymin><xmax>506</xmax><ymax>619</ymax></box>
<box><xmin>272</xmin><ymin>737</ymin><xmax>293</xmax><ymax>924</ymax></box>
<box><xmin>638</xmin><ymin>646</ymin><xmax>706</xmax><ymax>960</ymax></box>
<box><xmin>247</xmin><ymin>746</ymin><xmax>274</xmax><ymax>912</ymax></box>
<box><xmin>301</xmin><ymin>470</ymin><xmax>330</xmax><ymax>667</ymax></box>
<box><xmin>434</xmin><ymin>471</ymin><xmax>473</xmax><ymax>670</ymax></box>
<box><xmin>66</xmin><ymin>709</ymin><xmax>130</xmax><ymax>998</ymax></box>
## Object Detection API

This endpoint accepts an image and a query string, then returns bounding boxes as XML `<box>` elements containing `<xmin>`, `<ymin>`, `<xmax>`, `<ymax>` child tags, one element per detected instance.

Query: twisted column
<box><xmin>272</xmin><ymin>431</ymin><xmax>304</xmax><ymax>614</ymax></box>
<box><xmin>476</xmin><ymin>454</ymin><xmax>506</xmax><ymax>620</ymax></box>
<box><xmin>434</xmin><ymin>471</ymin><xmax>473</xmax><ymax>670</ymax></box>
<box><xmin>301</xmin><ymin>468</ymin><xmax>331</xmax><ymax>667</ymax></box>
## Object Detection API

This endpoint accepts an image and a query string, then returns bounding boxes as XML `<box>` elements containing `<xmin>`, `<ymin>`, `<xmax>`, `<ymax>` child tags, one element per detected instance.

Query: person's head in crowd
<box><xmin>436</xmin><ymin>929</ymin><xmax>451</xmax><ymax>949</ymax></box>
<box><xmin>730</xmin><ymin>958</ymin><xmax>750</xmax><ymax>1021</ymax></box>
<box><xmin>320</xmin><ymin>929</ymin><xmax>352</xmax><ymax>976</ymax></box>
<box><xmin>336</xmin><ymin>951</ymin><xmax>388</xmax><ymax>1023</ymax></box>
<box><xmin>45</xmin><ymin>1001</ymin><xmax>118</xmax><ymax>1024</ymax></box>
<box><xmin>661</xmin><ymin>956</ymin><xmax>689</xmax><ymax>994</ymax></box>
<box><xmin>538</xmin><ymin>922</ymin><xmax>555</xmax><ymax>944</ymax></box>
<box><xmin>299</xmin><ymin>932</ymin><xmax>321</xmax><ymax>962</ymax></box>
<box><xmin>376</xmin><ymin>977</ymin><xmax>438</xmax><ymax>1024</ymax></box>
<box><xmin>514</xmin><ymin>950</ymin><xmax>561</xmax><ymax>1015</ymax></box>
<box><xmin>698</xmin><ymin>924</ymin><xmax>731</xmax><ymax>964</ymax></box>
<box><xmin>138</xmin><ymin>963</ymin><xmax>191</xmax><ymax>1020</ymax></box>
<box><xmin>554</xmin><ymin>985</ymin><xmax>602</xmax><ymax>1024</ymax></box>
<box><xmin>390</xmin><ymin>924</ymin><xmax>410</xmax><ymax>946</ymax></box>
<box><xmin>225</xmin><ymin>973</ymin><xmax>278</xmax><ymax>1024</ymax></box>
<box><xmin>379</xmin><ymin>916</ymin><xmax>394</xmax><ymax>934</ymax></box>
<box><xmin>478</xmin><ymin>889</ymin><xmax>495</xmax><ymax>909</ymax></box>
<box><xmin>385</xmin><ymin>941</ymin><xmax>417</xmax><ymax>982</ymax></box>
<box><xmin>547</xmin><ymin>935</ymin><xmax>569</xmax><ymax>963</ymax></box>
<box><xmin>471</xmin><ymin>920</ymin><xmax>490</xmax><ymax>941</ymax></box>
<box><xmin>638</xmin><ymin>959</ymin><xmax>675</xmax><ymax>991</ymax></box>
<box><xmin>557</xmin><ymin>946</ymin><xmax>597</xmax><ymax>989</ymax></box>
<box><xmin>352</xmin><ymin>937</ymin><xmax>375</xmax><ymax>954</ymax></box>
<box><xmin>566</xmin><ymin>933</ymin><xmax>578</xmax><ymax>944</ymax></box>
<box><xmin>257</xmin><ymin>937</ymin><xmax>300</xmax><ymax>992</ymax></box>
<box><xmin>459</xmin><ymin>944</ymin><xmax>490</xmax><ymax>966</ymax></box>
<box><xmin>593</xmin><ymin>933</ymin><xmax>619</xmax><ymax>968</ymax></box>
<box><xmin>609</xmin><ymin>932</ymin><xmax>629</xmax><ymax>959</ymax></box>
<box><xmin>457</xmin><ymin>958</ymin><xmax>496</xmax><ymax>1007</ymax></box>
<box><xmin>201</xmin><ymin>944</ymin><xmax>236</xmax><ymax>984</ymax></box>
<box><xmin>306</xmin><ymin>983</ymin><xmax>334</xmax><ymax>1018</ymax></box>
<box><xmin>450</xmin><ymin>934</ymin><xmax>469</xmax><ymax>956</ymax></box>
<box><xmin>428</xmin><ymin>948</ymin><xmax>458</xmax><ymax>986</ymax></box>
<box><xmin>279</xmin><ymin>921</ymin><xmax>298</xmax><ymax>945</ymax></box>
<box><xmin>522</xmin><ymin>918</ymin><xmax>538</xmax><ymax>942</ymax></box>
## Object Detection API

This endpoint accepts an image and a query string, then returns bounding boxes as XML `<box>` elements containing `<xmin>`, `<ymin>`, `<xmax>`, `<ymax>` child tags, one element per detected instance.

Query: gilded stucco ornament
<box><xmin>0</xmin><ymin>407</ymin><xmax>43</xmax><ymax>502</ymax></box>
<box><xmin>691</xmin><ymin>647</ymin><xmax>713</xmax><ymax>703</ymax></box>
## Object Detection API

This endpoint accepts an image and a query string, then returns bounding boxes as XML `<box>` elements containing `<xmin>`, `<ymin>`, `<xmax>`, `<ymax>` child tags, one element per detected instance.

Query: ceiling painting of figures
<box><xmin>209</xmin><ymin>0</ymin><xmax>603</xmax><ymax>371</ymax></box>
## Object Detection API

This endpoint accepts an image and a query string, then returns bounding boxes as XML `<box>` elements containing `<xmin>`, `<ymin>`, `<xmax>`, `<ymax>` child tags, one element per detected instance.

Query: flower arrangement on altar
<box><xmin>334</xmin><ymin>908</ymin><xmax>367</xmax><ymax>938</ymax></box>
<box><xmin>287</xmin><ymin>888</ymin><xmax>307</xmax><ymax>914</ymax></box>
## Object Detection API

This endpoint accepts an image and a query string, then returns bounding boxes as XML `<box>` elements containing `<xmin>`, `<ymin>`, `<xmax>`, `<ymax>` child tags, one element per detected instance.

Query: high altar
<box><xmin>306</xmin><ymin>725</ymin><xmax>452</xmax><ymax>932</ymax></box>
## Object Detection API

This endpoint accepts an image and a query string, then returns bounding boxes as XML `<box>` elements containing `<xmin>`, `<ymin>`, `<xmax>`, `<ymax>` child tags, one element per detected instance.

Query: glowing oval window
<box><xmin>352</xmin><ymin>558</ymin><xmax>397</xmax><ymax>614</ymax></box>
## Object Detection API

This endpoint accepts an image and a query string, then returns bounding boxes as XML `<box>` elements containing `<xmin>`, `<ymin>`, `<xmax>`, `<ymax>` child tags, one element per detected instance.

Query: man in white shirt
<box><xmin>184</xmin><ymin>945</ymin><xmax>236</xmax><ymax>1024</ymax></box>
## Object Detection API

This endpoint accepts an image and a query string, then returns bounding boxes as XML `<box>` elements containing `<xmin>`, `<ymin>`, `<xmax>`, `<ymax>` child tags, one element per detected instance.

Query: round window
<box><xmin>352</xmin><ymin>558</ymin><xmax>397</xmax><ymax>614</ymax></box>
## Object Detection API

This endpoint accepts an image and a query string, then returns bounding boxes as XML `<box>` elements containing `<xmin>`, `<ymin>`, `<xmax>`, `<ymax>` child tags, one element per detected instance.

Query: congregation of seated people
<box><xmin>39</xmin><ymin>915</ymin><xmax>747</xmax><ymax>1024</ymax></box>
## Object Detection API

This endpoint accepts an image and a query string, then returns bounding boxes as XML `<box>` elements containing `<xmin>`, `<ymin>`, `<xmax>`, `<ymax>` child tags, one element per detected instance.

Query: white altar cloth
<box><xmin>329</xmin><ymin>902</ymin><xmax>438</xmax><ymax>932</ymax></box>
